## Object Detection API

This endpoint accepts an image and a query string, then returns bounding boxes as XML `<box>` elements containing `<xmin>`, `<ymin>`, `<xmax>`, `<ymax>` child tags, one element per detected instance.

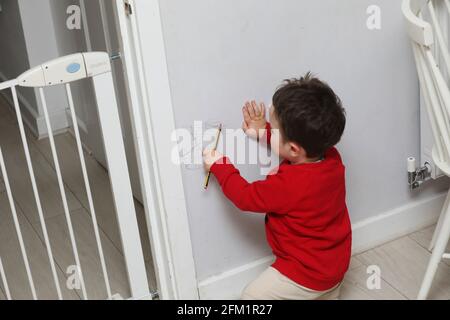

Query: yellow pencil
<box><xmin>204</xmin><ymin>124</ymin><xmax>222</xmax><ymax>189</ymax></box>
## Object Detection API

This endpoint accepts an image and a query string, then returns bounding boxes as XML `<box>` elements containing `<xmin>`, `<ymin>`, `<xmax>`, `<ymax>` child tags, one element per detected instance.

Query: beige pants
<box><xmin>241</xmin><ymin>267</ymin><xmax>342</xmax><ymax>300</ymax></box>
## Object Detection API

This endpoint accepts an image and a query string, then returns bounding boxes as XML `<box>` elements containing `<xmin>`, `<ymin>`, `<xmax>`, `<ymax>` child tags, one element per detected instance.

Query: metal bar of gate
<box><xmin>0</xmin><ymin>257</ymin><xmax>11</xmax><ymax>300</ymax></box>
<box><xmin>10</xmin><ymin>86</ymin><xmax>63</xmax><ymax>299</ymax></box>
<box><xmin>39</xmin><ymin>88</ymin><xmax>88</xmax><ymax>300</ymax></box>
<box><xmin>91</xmin><ymin>72</ymin><xmax>149</xmax><ymax>298</ymax></box>
<box><xmin>65</xmin><ymin>83</ymin><xmax>113</xmax><ymax>299</ymax></box>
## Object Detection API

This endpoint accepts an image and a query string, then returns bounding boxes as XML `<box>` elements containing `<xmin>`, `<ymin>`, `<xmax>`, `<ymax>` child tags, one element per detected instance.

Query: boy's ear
<box><xmin>288</xmin><ymin>142</ymin><xmax>304</xmax><ymax>157</ymax></box>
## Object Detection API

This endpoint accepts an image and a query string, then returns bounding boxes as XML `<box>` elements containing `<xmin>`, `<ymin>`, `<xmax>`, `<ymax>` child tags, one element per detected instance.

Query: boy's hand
<box><xmin>242</xmin><ymin>101</ymin><xmax>267</xmax><ymax>140</ymax></box>
<box><xmin>203</xmin><ymin>148</ymin><xmax>224</xmax><ymax>171</ymax></box>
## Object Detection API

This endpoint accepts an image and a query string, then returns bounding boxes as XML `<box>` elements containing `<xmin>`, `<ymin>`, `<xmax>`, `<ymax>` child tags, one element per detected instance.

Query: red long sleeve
<box><xmin>210</xmin><ymin>146</ymin><xmax>352</xmax><ymax>291</ymax></box>
<box><xmin>210</xmin><ymin>158</ymin><xmax>302</xmax><ymax>213</ymax></box>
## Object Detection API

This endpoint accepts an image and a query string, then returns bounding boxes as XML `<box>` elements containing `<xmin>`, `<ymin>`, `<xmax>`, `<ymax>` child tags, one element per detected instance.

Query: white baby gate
<box><xmin>0</xmin><ymin>52</ymin><xmax>149</xmax><ymax>300</ymax></box>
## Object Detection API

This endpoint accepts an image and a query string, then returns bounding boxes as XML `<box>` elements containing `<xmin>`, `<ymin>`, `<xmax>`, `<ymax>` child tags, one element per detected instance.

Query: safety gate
<box><xmin>0</xmin><ymin>52</ymin><xmax>149</xmax><ymax>300</ymax></box>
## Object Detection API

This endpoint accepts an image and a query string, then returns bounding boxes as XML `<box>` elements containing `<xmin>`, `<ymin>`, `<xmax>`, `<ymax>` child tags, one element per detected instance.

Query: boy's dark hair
<box><xmin>272</xmin><ymin>72</ymin><xmax>346</xmax><ymax>158</ymax></box>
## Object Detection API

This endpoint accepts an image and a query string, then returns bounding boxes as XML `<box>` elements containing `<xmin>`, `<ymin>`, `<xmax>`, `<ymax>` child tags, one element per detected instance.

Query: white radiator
<box><xmin>420</xmin><ymin>0</ymin><xmax>449</xmax><ymax>179</ymax></box>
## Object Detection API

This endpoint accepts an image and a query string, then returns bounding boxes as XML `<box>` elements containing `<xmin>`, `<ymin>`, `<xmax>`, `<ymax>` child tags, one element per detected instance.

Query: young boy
<box><xmin>203</xmin><ymin>73</ymin><xmax>351</xmax><ymax>300</ymax></box>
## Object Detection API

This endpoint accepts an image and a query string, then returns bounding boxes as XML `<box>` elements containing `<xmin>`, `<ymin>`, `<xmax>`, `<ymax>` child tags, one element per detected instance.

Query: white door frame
<box><xmin>114</xmin><ymin>0</ymin><xmax>199</xmax><ymax>299</ymax></box>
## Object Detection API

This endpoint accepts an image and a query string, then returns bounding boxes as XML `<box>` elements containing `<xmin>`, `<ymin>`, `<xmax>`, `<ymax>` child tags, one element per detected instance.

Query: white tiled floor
<box><xmin>0</xmin><ymin>96</ymin><xmax>156</xmax><ymax>300</ymax></box>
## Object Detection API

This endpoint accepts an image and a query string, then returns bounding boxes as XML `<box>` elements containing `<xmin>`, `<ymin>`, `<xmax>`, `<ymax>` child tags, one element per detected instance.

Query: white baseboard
<box><xmin>65</xmin><ymin>108</ymin><xmax>88</xmax><ymax>134</ymax></box>
<box><xmin>198</xmin><ymin>256</ymin><xmax>275</xmax><ymax>300</ymax></box>
<box><xmin>197</xmin><ymin>192</ymin><xmax>447</xmax><ymax>300</ymax></box>
<box><xmin>351</xmin><ymin>192</ymin><xmax>446</xmax><ymax>254</ymax></box>
<box><xmin>35</xmin><ymin>109</ymin><xmax>69</xmax><ymax>139</ymax></box>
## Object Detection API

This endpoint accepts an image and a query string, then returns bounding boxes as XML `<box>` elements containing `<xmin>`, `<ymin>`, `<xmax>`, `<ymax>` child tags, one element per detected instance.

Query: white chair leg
<box><xmin>418</xmin><ymin>200</ymin><xmax>450</xmax><ymax>300</ymax></box>
<box><xmin>429</xmin><ymin>190</ymin><xmax>450</xmax><ymax>251</ymax></box>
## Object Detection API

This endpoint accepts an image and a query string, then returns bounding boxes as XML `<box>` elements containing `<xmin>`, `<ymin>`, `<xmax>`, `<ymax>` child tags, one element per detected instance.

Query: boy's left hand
<box><xmin>203</xmin><ymin>148</ymin><xmax>224</xmax><ymax>171</ymax></box>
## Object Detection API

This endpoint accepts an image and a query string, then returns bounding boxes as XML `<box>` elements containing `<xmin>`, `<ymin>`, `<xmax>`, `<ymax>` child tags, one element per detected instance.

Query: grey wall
<box><xmin>0</xmin><ymin>0</ymin><xmax>69</xmax><ymax>135</ymax></box>
<box><xmin>0</xmin><ymin>0</ymin><xmax>35</xmax><ymax>115</ymax></box>
<box><xmin>48</xmin><ymin>0</ymin><xmax>143</xmax><ymax>200</ymax></box>
<box><xmin>0</xmin><ymin>0</ymin><xmax>29</xmax><ymax>79</ymax></box>
<box><xmin>158</xmin><ymin>0</ymin><xmax>450</xmax><ymax>282</ymax></box>
<box><xmin>18</xmin><ymin>0</ymin><xmax>69</xmax><ymax>122</ymax></box>
<box><xmin>48</xmin><ymin>0</ymin><xmax>99</xmax><ymax>141</ymax></box>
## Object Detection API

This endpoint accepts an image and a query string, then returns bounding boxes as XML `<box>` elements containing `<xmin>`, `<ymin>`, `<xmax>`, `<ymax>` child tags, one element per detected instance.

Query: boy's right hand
<box><xmin>242</xmin><ymin>101</ymin><xmax>267</xmax><ymax>141</ymax></box>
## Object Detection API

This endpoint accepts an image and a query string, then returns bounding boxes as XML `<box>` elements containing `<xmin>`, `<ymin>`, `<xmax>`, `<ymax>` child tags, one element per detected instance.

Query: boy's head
<box><xmin>269</xmin><ymin>72</ymin><xmax>346</xmax><ymax>162</ymax></box>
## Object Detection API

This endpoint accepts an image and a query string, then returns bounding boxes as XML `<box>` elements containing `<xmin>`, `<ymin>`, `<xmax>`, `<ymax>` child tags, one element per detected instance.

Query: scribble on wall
<box><xmin>177</xmin><ymin>120</ymin><xmax>224</xmax><ymax>170</ymax></box>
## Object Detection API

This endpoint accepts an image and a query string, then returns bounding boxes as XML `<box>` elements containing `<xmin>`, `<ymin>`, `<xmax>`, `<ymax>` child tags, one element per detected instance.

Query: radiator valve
<box><xmin>407</xmin><ymin>157</ymin><xmax>431</xmax><ymax>190</ymax></box>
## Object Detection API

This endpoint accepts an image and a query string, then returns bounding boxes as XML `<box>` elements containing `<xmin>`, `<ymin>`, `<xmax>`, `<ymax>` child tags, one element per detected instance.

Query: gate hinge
<box><xmin>124</xmin><ymin>1</ymin><xmax>133</xmax><ymax>15</ymax></box>
<box><xmin>110</xmin><ymin>52</ymin><xmax>122</xmax><ymax>61</ymax></box>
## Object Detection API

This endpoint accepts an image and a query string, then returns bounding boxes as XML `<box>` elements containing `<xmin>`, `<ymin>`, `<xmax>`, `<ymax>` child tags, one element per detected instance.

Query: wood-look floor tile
<box><xmin>0</xmin><ymin>177</ymin><xmax>5</xmax><ymax>194</ymax></box>
<box><xmin>357</xmin><ymin>236</ymin><xmax>450</xmax><ymax>299</ymax></box>
<box><xmin>0</xmin><ymin>138</ymin><xmax>82</xmax><ymax>223</ymax></box>
<box><xmin>31</xmin><ymin>208</ymin><xmax>132</xmax><ymax>300</ymax></box>
<box><xmin>0</xmin><ymin>95</ymin><xmax>16</xmax><ymax>126</ymax></box>
<box><xmin>0</xmin><ymin>192</ymin><xmax>79</xmax><ymax>300</ymax></box>
<box><xmin>34</xmin><ymin>134</ymin><xmax>122</xmax><ymax>246</ymax></box>
<box><xmin>34</xmin><ymin>134</ymin><xmax>154</xmax><ymax>263</ymax></box>
<box><xmin>409</xmin><ymin>224</ymin><xmax>450</xmax><ymax>267</ymax></box>
<box><xmin>340</xmin><ymin>265</ymin><xmax>407</xmax><ymax>300</ymax></box>
<box><xmin>349</xmin><ymin>256</ymin><xmax>363</xmax><ymax>270</ymax></box>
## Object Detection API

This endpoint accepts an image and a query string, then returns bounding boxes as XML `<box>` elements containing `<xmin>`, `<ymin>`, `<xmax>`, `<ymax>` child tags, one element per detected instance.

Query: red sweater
<box><xmin>210</xmin><ymin>125</ymin><xmax>352</xmax><ymax>291</ymax></box>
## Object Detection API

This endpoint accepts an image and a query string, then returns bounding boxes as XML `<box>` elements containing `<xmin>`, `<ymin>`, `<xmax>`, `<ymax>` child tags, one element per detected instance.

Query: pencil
<box><xmin>204</xmin><ymin>124</ymin><xmax>222</xmax><ymax>189</ymax></box>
